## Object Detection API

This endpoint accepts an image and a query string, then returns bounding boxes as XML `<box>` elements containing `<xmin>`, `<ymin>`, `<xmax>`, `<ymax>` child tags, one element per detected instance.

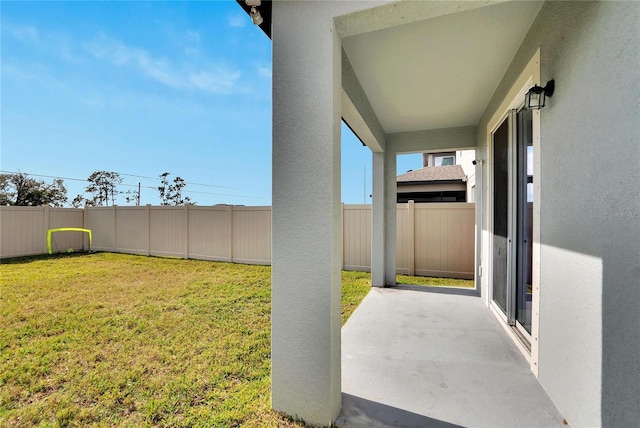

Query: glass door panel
<box><xmin>492</xmin><ymin>117</ymin><xmax>510</xmax><ymax>314</ymax></box>
<box><xmin>516</xmin><ymin>107</ymin><xmax>533</xmax><ymax>334</ymax></box>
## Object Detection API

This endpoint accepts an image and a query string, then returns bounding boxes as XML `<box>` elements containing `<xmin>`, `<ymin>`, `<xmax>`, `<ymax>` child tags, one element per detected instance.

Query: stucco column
<box><xmin>384</xmin><ymin>148</ymin><xmax>397</xmax><ymax>286</ymax></box>
<box><xmin>271</xmin><ymin>2</ymin><xmax>342</xmax><ymax>426</ymax></box>
<box><xmin>371</xmin><ymin>151</ymin><xmax>385</xmax><ymax>286</ymax></box>
<box><xmin>372</xmin><ymin>148</ymin><xmax>397</xmax><ymax>287</ymax></box>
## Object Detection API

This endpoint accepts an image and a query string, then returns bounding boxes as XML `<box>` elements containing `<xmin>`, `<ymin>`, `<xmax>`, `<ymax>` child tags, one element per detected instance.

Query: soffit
<box><xmin>342</xmin><ymin>1</ymin><xmax>542</xmax><ymax>134</ymax></box>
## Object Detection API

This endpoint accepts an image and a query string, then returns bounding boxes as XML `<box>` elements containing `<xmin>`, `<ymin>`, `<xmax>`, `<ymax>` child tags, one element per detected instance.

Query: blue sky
<box><xmin>1</xmin><ymin>1</ymin><xmax>422</xmax><ymax>206</ymax></box>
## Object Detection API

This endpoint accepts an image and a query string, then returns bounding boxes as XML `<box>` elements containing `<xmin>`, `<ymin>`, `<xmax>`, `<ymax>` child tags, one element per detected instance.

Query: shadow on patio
<box><xmin>336</xmin><ymin>287</ymin><xmax>567</xmax><ymax>427</ymax></box>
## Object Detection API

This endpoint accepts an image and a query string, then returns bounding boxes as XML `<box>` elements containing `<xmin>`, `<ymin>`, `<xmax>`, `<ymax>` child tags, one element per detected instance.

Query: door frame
<box><xmin>485</xmin><ymin>49</ymin><xmax>541</xmax><ymax>376</ymax></box>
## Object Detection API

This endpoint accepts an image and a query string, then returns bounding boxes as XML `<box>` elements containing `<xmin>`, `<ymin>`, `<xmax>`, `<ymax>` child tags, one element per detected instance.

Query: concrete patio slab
<box><xmin>336</xmin><ymin>286</ymin><xmax>567</xmax><ymax>428</ymax></box>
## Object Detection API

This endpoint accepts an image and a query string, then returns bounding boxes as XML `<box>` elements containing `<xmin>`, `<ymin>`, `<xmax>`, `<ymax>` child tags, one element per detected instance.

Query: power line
<box><xmin>0</xmin><ymin>171</ymin><xmax>87</xmax><ymax>183</ymax></box>
<box><xmin>1</xmin><ymin>170</ymin><xmax>237</xmax><ymax>190</ymax></box>
<box><xmin>119</xmin><ymin>172</ymin><xmax>236</xmax><ymax>189</ymax></box>
<box><xmin>180</xmin><ymin>189</ymin><xmax>266</xmax><ymax>199</ymax></box>
<box><xmin>0</xmin><ymin>170</ymin><xmax>268</xmax><ymax>200</ymax></box>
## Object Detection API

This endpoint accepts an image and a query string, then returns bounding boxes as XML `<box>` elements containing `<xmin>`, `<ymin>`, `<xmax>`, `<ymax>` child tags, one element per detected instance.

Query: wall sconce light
<box><xmin>250</xmin><ymin>7</ymin><xmax>263</xmax><ymax>25</ymax></box>
<box><xmin>525</xmin><ymin>80</ymin><xmax>555</xmax><ymax>110</ymax></box>
<box><xmin>245</xmin><ymin>0</ymin><xmax>263</xmax><ymax>25</ymax></box>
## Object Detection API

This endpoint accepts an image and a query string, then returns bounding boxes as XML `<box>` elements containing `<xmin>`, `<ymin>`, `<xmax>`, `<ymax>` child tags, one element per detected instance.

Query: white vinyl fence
<box><xmin>0</xmin><ymin>206</ymin><xmax>85</xmax><ymax>258</ymax></box>
<box><xmin>1</xmin><ymin>203</ymin><xmax>474</xmax><ymax>278</ymax></box>
<box><xmin>343</xmin><ymin>202</ymin><xmax>475</xmax><ymax>279</ymax></box>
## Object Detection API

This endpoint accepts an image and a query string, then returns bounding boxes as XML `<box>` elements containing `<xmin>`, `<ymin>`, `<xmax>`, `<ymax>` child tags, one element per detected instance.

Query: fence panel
<box><xmin>232</xmin><ymin>206</ymin><xmax>271</xmax><ymax>265</ymax></box>
<box><xmin>86</xmin><ymin>207</ymin><xmax>116</xmax><ymax>251</ymax></box>
<box><xmin>188</xmin><ymin>206</ymin><xmax>232</xmax><ymax>262</ymax></box>
<box><xmin>0</xmin><ymin>207</ymin><xmax>45</xmax><ymax>257</ymax></box>
<box><xmin>0</xmin><ymin>207</ymin><xmax>86</xmax><ymax>257</ymax></box>
<box><xmin>1</xmin><ymin>204</ymin><xmax>475</xmax><ymax>279</ymax></box>
<box><xmin>149</xmin><ymin>206</ymin><xmax>186</xmax><ymax>258</ymax></box>
<box><xmin>343</xmin><ymin>205</ymin><xmax>371</xmax><ymax>271</ymax></box>
<box><xmin>395</xmin><ymin>204</ymin><xmax>411</xmax><ymax>274</ymax></box>
<box><xmin>48</xmin><ymin>208</ymin><xmax>85</xmax><ymax>253</ymax></box>
<box><xmin>115</xmin><ymin>206</ymin><xmax>149</xmax><ymax>255</ymax></box>
<box><xmin>414</xmin><ymin>203</ymin><xmax>474</xmax><ymax>279</ymax></box>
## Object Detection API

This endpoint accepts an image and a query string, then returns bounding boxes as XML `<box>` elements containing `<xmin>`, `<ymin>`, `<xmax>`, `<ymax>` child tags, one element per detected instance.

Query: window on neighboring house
<box><xmin>424</xmin><ymin>151</ymin><xmax>457</xmax><ymax>167</ymax></box>
<box><xmin>397</xmin><ymin>191</ymin><xmax>466</xmax><ymax>203</ymax></box>
<box><xmin>435</xmin><ymin>155</ymin><xmax>455</xmax><ymax>166</ymax></box>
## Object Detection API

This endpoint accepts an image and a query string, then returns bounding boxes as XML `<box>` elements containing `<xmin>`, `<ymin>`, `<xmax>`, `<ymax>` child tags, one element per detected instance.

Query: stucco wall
<box><xmin>477</xmin><ymin>2</ymin><xmax>640</xmax><ymax>426</ymax></box>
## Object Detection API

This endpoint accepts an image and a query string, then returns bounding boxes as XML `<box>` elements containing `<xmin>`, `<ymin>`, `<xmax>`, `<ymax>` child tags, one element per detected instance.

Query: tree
<box><xmin>157</xmin><ymin>172</ymin><xmax>192</xmax><ymax>206</ymax></box>
<box><xmin>72</xmin><ymin>171</ymin><xmax>122</xmax><ymax>207</ymax></box>
<box><xmin>0</xmin><ymin>173</ymin><xmax>68</xmax><ymax>206</ymax></box>
<box><xmin>125</xmin><ymin>183</ymin><xmax>141</xmax><ymax>206</ymax></box>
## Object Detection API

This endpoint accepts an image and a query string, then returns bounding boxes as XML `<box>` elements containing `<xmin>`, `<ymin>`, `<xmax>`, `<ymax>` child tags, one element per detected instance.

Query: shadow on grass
<box><xmin>0</xmin><ymin>251</ymin><xmax>96</xmax><ymax>265</ymax></box>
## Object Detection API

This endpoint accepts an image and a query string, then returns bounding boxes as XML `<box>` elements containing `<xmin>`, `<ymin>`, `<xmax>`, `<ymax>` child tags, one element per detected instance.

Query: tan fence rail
<box><xmin>1</xmin><ymin>203</ymin><xmax>474</xmax><ymax>278</ymax></box>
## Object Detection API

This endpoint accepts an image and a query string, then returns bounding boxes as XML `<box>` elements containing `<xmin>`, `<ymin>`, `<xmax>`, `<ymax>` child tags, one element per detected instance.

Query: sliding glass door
<box><xmin>492</xmin><ymin>117</ymin><xmax>510</xmax><ymax>314</ymax></box>
<box><xmin>516</xmin><ymin>107</ymin><xmax>533</xmax><ymax>334</ymax></box>
<box><xmin>492</xmin><ymin>106</ymin><xmax>534</xmax><ymax>340</ymax></box>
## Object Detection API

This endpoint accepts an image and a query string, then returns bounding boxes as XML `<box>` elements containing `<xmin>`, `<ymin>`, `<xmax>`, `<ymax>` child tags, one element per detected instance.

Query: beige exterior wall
<box><xmin>474</xmin><ymin>4</ymin><xmax>640</xmax><ymax>425</ymax></box>
<box><xmin>0</xmin><ymin>204</ymin><xmax>474</xmax><ymax>279</ymax></box>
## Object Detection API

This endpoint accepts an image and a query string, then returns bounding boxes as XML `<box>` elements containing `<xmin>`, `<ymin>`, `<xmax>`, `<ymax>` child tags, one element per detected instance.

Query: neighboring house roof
<box><xmin>397</xmin><ymin>165</ymin><xmax>466</xmax><ymax>185</ymax></box>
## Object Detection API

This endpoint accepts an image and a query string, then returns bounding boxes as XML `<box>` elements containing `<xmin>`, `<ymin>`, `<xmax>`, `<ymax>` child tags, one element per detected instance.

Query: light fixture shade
<box><xmin>525</xmin><ymin>80</ymin><xmax>555</xmax><ymax>110</ymax></box>
<box><xmin>525</xmin><ymin>86</ymin><xmax>546</xmax><ymax>110</ymax></box>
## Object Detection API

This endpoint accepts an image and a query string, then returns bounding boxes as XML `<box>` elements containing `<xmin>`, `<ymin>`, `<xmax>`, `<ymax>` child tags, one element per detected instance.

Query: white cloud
<box><xmin>3</xmin><ymin>23</ymin><xmax>39</xmax><ymax>44</ymax></box>
<box><xmin>258</xmin><ymin>66</ymin><xmax>272</xmax><ymax>78</ymax></box>
<box><xmin>227</xmin><ymin>14</ymin><xmax>247</xmax><ymax>28</ymax></box>
<box><xmin>184</xmin><ymin>30</ymin><xmax>200</xmax><ymax>56</ymax></box>
<box><xmin>189</xmin><ymin>68</ymin><xmax>241</xmax><ymax>93</ymax></box>
<box><xmin>1</xmin><ymin>62</ymin><xmax>45</xmax><ymax>81</ymax></box>
<box><xmin>85</xmin><ymin>33</ymin><xmax>242</xmax><ymax>94</ymax></box>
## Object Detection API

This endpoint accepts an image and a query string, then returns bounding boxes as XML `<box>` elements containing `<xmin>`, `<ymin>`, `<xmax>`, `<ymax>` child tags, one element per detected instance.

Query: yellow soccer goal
<box><xmin>47</xmin><ymin>228</ymin><xmax>92</xmax><ymax>254</ymax></box>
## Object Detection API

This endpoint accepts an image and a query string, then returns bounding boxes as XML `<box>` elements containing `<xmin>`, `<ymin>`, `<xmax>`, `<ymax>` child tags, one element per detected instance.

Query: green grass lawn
<box><xmin>396</xmin><ymin>274</ymin><xmax>474</xmax><ymax>288</ymax></box>
<box><xmin>0</xmin><ymin>253</ymin><xmax>471</xmax><ymax>427</ymax></box>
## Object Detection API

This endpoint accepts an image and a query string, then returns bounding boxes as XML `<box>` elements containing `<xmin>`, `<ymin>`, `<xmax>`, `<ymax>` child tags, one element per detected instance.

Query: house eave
<box><xmin>398</xmin><ymin>179</ymin><xmax>465</xmax><ymax>186</ymax></box>
<box><xmin>235</xmin><ymin>0</ymin><xmax>272</xmax><ymax>39</ymax></box>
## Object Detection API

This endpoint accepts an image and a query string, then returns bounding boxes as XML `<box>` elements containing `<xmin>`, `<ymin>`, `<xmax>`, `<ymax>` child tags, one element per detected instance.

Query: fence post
<box><xmin>43</xmin><ymin>206</ymin><xmax>50</xmax><ymax>254</ymax></box>
<box><xmin>408</xmin><ymin>200</ymin><xmax>415</xmax><ymax>276</ymax></box>
<box><xmin>184</xmin><ymin>204</ymin><xmax>190</xmax><ymax>259</ymax></box>
<box><xmin>83</xmin><ymin>206</ymin><xmax>89</xmax><ymax>250</ymax></box>
<box><xmin>146</xmin><ymin>204</ymin><xmax>151</xmax><ymax>256</ymax></box>
<box><xmin>113</xmin><ymin>205</ymin><xmax>117</xmax><ymax>252</ymax></box>
<box><xmin>341</xmin><ymin>203</ymin><xmax>345</xmax><ymax>270</ymax></box>
<box><xmin>228</xmin><ymin>205</ymin><xmax>234</xmax><ymax>262</ymax></box>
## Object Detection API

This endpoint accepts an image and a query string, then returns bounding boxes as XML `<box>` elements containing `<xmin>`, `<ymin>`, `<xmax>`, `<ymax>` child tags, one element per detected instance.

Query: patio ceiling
<box><xmin>341</xmin><ymin>1</ymin><xmax>542</xmax><ymax>134</ymax></box>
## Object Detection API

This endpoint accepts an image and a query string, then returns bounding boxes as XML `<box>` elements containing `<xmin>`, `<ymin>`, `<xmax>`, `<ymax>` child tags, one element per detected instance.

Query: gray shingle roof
<box><xmin>397</xmin><ymin>165</ymin><xmax>466</xmax><ymax>183</ymax></box>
